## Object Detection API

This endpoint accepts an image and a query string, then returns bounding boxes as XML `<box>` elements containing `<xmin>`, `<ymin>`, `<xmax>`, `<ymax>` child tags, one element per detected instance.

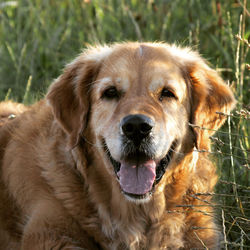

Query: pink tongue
<box><xmin>117</xmin><ymin>160</ymin><xmax>156</xmax><ymax>195</ymax></box>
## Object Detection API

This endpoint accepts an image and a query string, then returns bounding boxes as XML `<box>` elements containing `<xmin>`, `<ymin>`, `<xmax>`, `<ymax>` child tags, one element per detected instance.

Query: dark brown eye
<box><xmin>159</xmin><ymin>88</ymin><xmax>176</xmax><ymax>101</ymax></box>
<box><xmin>102</xmin><ymin>86</ymin><xmax>120</xmax><ymax>99</ymax></box>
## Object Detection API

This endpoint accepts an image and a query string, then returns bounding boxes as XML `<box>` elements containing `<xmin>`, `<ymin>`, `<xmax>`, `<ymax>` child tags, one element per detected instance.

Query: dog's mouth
<box><xmin>103</xmin><ymin>140</ymin><xmax>176</xmax><ymax>200</ymax></box>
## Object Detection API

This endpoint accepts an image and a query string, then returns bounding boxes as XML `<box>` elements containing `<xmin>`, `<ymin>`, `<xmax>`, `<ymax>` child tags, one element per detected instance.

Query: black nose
<box><xmin>121</xmin><ymin>114</ymin><xmax>154</xmax><ymax>145</ymax></box>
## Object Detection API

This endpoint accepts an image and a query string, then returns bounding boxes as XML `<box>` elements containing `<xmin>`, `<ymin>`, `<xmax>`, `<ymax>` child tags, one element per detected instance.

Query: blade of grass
<box><xmin>23</xmin><ymin>75</ymin><xmax>32</xmax><ymax>104</ymax></box>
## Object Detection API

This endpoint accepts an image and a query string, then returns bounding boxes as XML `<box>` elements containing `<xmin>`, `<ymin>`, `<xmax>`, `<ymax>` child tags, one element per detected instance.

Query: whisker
<box><xmin>81</xmin><ymin>136</ymin><xmax>105</xmax><ymax>148</ymax></box>
<box><xmin>168</xmin><ymin>145</ymin><xmax>185</xmax><ymax>156</ymax></box>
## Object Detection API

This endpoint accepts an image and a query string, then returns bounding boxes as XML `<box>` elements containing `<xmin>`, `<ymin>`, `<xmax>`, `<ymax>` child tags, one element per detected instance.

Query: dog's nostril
<box><xmin>140</xmin><ymin>123</ymin><xmax>153</xmax><ymax>135</ymax></box>
<box><xmin>122</xmin><ymin>123</ymin><xmax>135</xmax><ymax>135</ymax></box>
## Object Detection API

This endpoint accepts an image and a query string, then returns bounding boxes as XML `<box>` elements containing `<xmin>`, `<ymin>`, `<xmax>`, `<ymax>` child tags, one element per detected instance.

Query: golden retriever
<box><xmin>0</xmin><ymin>42</ymin><xmax>235</xmax><ymax>249</ymax></box>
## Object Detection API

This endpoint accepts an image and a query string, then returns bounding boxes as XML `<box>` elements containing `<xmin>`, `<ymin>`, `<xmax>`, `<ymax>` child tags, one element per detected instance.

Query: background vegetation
<box><xmin>0</xmin><ymin>0</ymin><xmax>249</xmax><ymax>248</ymax></box>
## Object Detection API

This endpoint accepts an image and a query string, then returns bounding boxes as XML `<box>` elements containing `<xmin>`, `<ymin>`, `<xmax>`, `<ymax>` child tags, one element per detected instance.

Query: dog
<box><xmin>0</xmin><ymin>42</ymin><xmax>235</xmax><ymax>249</ymax></box>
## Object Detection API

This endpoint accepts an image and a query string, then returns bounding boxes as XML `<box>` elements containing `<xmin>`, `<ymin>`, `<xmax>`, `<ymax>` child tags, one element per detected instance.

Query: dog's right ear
<box><xmin>46</xmin><ymin>46</ymin><xmax>112</xmax><ymax>149</ymax></box>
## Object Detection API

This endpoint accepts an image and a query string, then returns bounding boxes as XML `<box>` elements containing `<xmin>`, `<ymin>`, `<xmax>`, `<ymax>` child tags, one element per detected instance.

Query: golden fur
<box><xmin>0</xmin><ymin>101</ymin><xmax>27</xmax><ymax>128</ymax></box>
<box><xmin>0</xmin><ymin>42</ymin><xmax>235</xmax><ymax>249</ymax></box>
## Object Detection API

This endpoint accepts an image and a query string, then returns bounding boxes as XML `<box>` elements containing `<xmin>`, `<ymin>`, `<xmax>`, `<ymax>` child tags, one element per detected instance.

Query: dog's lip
<box><xmin>123</xmin><ymin>189</ymin><xmax>154</xmax><ymax>200</ymax></box>
<box><xmin>102</xmin><ymin>140</ymin><xmax>176</xmax><ymax>198</ymax></box>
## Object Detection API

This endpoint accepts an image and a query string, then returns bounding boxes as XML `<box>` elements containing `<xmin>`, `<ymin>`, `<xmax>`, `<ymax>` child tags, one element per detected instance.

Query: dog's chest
<box><xmin>95</xmin><ymin>205</ymin><xmax>176</xmax><ymax>250</ymax></box>
<box><xmin>94</xmin><ymin>204</ymin><xmax>186</xmax><ymax>250</ymax></box>
<box><xmin>93</xmin><ymin>205</ymin><xmax>146</xmax><ymax>249</ymax></box>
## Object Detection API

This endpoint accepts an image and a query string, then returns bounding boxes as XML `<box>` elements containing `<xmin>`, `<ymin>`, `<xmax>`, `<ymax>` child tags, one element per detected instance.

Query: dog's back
<box><xmin>0</xmin><ymin>101</ymin><xmax>27</xmax><ymax>127</ymax></box>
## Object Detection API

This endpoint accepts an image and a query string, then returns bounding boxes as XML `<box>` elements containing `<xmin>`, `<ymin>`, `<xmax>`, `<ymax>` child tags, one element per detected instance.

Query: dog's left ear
<box><xmin>46</xmin><ymin>46</ymin><xmax>112</xmax><ymax>149</ymax></box>
<box><xmin>189</xmin><ymin>61</ymin><xmax>236</xmax><ymax>150</ymax></box>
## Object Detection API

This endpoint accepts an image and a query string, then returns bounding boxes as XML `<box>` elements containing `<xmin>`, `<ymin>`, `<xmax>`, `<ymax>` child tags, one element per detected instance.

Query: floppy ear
<box><xmin>46</xmin><ymin>46</ymin><xmax>111</xmax><ymax>149</ymax></box>
<box><xmin>189</xmin><ymin>62</ymin><xmax>236</xmax><ymax>150</ymax></box>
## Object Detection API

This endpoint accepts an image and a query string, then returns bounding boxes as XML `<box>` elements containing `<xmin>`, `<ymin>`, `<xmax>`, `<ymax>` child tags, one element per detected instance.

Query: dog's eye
<box><xmin>102</xmin><ymin>86</ymin><xmax>120</xmax><ymax>99</ymax></box>
<box><xmin>159</xmin><ymin>88</ymin><xmax>176</xmax><ymax>101</ymax></box>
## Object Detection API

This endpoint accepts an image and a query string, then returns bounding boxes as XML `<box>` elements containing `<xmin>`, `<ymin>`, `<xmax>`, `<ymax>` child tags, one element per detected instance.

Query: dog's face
<box><xmin>47</xmin><ymin>43</ymin><xmax>235</xmax><ymax>203</ymax></box>
<box><xmin>90</xmin><ymin>45</ymin><xmax>191</xmax><ymax>201</ymax></box>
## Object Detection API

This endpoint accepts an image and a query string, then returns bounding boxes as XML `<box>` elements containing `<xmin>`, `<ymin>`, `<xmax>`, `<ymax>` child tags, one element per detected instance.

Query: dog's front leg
<box><xmin>20</xmin><ymin>201</ymin><xmax>100</xmax><ymax>250</ymax></box>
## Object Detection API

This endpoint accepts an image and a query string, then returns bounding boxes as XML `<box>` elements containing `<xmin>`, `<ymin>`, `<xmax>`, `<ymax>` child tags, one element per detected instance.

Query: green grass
<box><xmin>0</xmin><ymin>0</ymin><xmax>249</xmax><ymax>248</ymax></box>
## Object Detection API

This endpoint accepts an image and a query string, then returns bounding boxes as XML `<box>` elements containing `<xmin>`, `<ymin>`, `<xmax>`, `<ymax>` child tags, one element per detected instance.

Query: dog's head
<box><xmin>47</xmin><ymin>42</ymin><xmax>235</xmax><ymax>202</ymax></box>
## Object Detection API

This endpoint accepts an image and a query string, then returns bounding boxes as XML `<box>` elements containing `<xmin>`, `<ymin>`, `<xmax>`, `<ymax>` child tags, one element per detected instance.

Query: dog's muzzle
<box><xmin>103</xmin><ymin>114</ymin><xmax>176</xmax><ymax>200</ymax></box>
